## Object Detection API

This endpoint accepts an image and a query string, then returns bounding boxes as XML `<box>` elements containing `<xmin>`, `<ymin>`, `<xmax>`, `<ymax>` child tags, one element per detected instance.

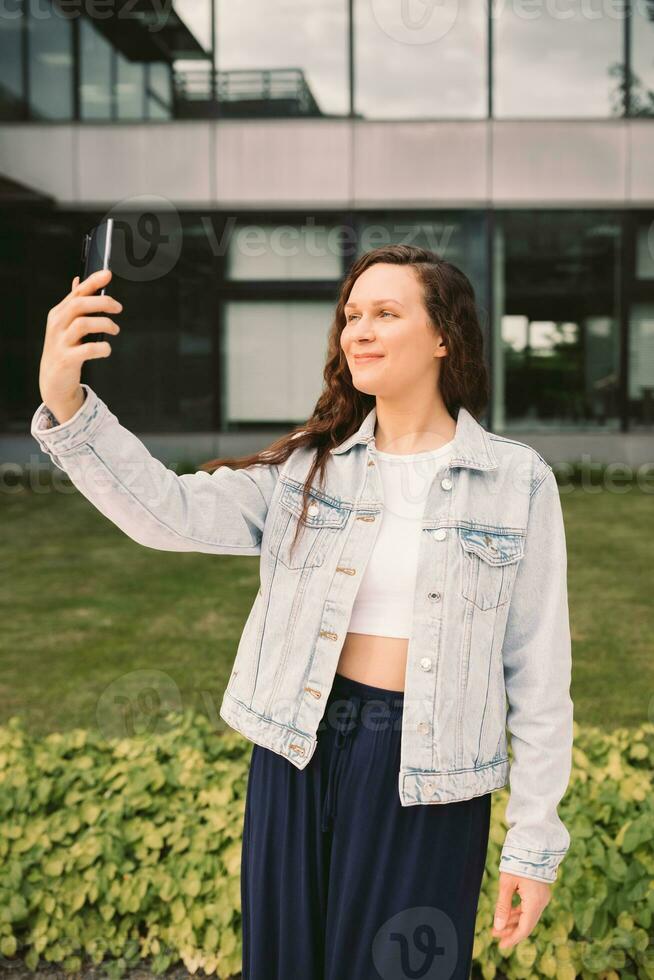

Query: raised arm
<box><xmin>31</xmin><ymin>383</ymin><xmax>279</xmax><ymax>555</ymax></box>
<box><xmin>31</xmin><ymin>269</ymin><xmax>279</xmax><ymax>555</ymax></box>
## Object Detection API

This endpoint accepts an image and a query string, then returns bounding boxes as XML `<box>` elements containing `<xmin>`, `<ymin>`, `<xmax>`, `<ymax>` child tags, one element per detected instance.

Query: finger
<box><xmin>66</xmin><ymin>294</ymin><xmax>123</xmax><ymax>320</ymax></box>
<box><xmin>69</xmin><ymin>317</ymin><xmax>120</xmax><ymax>342</ymax></box>
<box><xmin>72</xmin><ymin>339</ymin><xmax>112</xmax><ymax>361</ymax></box>
<box><xmin>77</xmin><ymin>268</ymin><xmax>112</xmax><ymax>294</ymax></box>
<box><xmin>492</xmin><ymin>909</ymin><xmax>520</xmax><ymax>935</ymax></box>
<box><xmin>498</xmin><ymin>911</ymin><xmax>538</xmax><ymax>950</ymax></box>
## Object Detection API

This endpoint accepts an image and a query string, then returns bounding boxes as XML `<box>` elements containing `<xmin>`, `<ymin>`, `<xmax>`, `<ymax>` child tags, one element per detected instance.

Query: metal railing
<box><xmin>172</xmin><ymin>66</ymin><xmax>323</xmax><ymax>117</ymax></box>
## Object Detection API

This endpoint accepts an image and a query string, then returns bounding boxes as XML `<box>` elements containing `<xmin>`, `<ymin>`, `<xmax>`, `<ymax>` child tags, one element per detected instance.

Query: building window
<box><xmin>226</xmin><ymin>221</ymin><xmax>343</xmax><ymax>281</ymax></box>
<box><xmin>0</xmin><ymin>1</ymin><xmax>24</xmax><ymax>119</ymax></box>
<box><xmin>147</xmin><ymin>62</ymin><xmax>172</xmax><ymax>119</ymax></box>
<box><xmin>494</xmin><ymin>4</ymin><xmax>623</xmax><ymax>117</ymax></box>
<box><xmin>354</xmin><ymin>0</ymin><xmax>486</xmax><ymax>119</ymax></box>
<box><xmin>629</xmin><ymin>216</ymin><xmax>654</xmax><ymax>428</ymax></box>
<box><xmin>223</xmin><ymin>300</ymin><xmax>332</xmax><ymax>423</ymax></box>
<box><xmin>493</xmin><ymin>211</ymin><xmax>621</xmax><ymax>430</ymax></box>
<box><xmin>116</xmin><ymin>52</ymin><xmax>145</xmax><ymax>120</ymax></box>
<box><xmin>212</xmin><ymin>0</ymin><xmax>348</xmax><ymax>118</ymax></box>
<box><xmin>80</xmin><ymin>17</ymin><xmax>112</xmax><ymax>120</ymax></box>
<box><xmin>631</xmin><ymin>3</ymin><xmax>654</xmax><ymax>116</ymax></box>
<box><xmin>27</xmin><ymin>0</ymin><xmax>73</xmax><ymax>120</ymax></box>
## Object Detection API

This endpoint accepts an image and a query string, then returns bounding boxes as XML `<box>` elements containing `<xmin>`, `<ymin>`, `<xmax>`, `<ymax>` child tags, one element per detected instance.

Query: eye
<box><xmin>380</xmin><ymin>310</ymin><xmax>395</xmax><ymax>318</ymax></box>
<box><xmin>346</xmin><ymin>314</ymin><xmax>360</xmax><ymax>323</ymax></box>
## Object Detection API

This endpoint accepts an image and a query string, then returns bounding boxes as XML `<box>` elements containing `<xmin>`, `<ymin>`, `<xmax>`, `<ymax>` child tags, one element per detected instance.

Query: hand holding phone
<box><xmin>38</xmin><ymin>268</ymin><xmax>122</xmax><ymax>424</ymax></box>
<box><xmin>79</xmin><ymin>218</ymin><xmax>114</xmax><ymax>343</ymax></box>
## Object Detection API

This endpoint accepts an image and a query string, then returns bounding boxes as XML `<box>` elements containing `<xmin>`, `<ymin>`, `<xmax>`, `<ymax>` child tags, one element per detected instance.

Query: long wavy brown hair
<box><xmin>198</xmin><ymin>243</ymin><xmax>489</xmax><ymax>563</ymax></box>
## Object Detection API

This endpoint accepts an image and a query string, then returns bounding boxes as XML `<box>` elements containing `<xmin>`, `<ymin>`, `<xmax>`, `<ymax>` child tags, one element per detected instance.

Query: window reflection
<box><xmin>224</xmin><ymin>301</ymin><xmax>332</xmax><ymax>423</ymax></box>
<box><xmin>355</xmin><ymin>0</ymin><xmax>486</xmax><ymax>119</ymax></box>
<box><xmin>631</xmin><ymin>3</ymin><xmax>654</xmax><ymax>115</ymax></box>
<box><xmin>214</xmin><ymin>0</ymin><xmax>348</xmax><ymax>117</ymax></box>
<box><xmin>227</xmin><ymin>221</ymin><xmax>343</xmax><ymax>281</ymax></box>
<box><xmin>494</xmin><ymin>2</ymin><xmax>623</xmax><ymax>117</ymax></box>
<box><xmin>80</xmin><ymin>18</ymin><xmax>112</xmax><ymax>120</ymax></box>
<box><xmin>116</xmin><ymin>53</ymin><xmax>144</xmax><ymax>120</ymax></box>
<box><xmin>493</xmin><ymin>212</ymin><xmax>621</xmax><ymax>429</ymax></box>
<box><xmin>630</xmin><ymin>216</ymin><xmax>654</xmax><ymax>428</ymax></box>
<box><xmin>0</xmin><ymin>3</ymin><xmax>24</xmax><ymax>119</ymax></box>
<box><xmin>28</xmin><ymin>0</ymin><xmax>73</xmax><ymax>120</ymax></box>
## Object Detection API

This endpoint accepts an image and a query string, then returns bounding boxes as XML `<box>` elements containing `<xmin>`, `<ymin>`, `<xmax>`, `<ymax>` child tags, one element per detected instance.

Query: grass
<box><xmin>0</xmin><ymin>476</ymin><xmax>652</xmax><ymax>736</ymax></box>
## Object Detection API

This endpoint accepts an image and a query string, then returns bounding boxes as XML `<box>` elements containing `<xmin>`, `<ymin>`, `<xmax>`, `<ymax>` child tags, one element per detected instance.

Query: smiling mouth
<box><xmin>353</xmin><ymin>355</ymin><xmax>384</xmax><ymax>361</ymax></box>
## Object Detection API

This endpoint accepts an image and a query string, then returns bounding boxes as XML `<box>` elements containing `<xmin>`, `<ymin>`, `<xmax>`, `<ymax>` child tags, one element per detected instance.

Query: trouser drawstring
<box><xmin>321</xmin><ymin>692</ymin><xmax>362</xmax><ymax>833</ymax></box>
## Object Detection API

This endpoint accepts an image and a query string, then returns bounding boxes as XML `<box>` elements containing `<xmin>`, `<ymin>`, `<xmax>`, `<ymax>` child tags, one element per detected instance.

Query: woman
<box><xmin>33</xmin><ymin>244</ymin><xmax>573</xmax><ymax>980</ymax></box>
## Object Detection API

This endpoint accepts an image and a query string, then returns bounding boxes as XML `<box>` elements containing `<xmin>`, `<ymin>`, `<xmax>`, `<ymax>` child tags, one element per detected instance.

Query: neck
<box><xmin>373</xmin><ymin>396</ymin><xmax>456</xmax><ymax>454</ymax></box>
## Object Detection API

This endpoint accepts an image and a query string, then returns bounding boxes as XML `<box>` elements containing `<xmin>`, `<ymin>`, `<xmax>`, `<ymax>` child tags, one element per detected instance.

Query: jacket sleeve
<box><xmin>499</xmin><ymin>464</ymin><xmax>574</xmax><ymax>884</ymax></box>
<box><xmin>30</xmin><ymin>383</ymin><xmax>280</xmax><ymax>555</ymax></box>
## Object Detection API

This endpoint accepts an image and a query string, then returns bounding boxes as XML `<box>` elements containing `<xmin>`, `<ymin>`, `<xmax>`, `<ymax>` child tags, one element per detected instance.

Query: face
<box><xmin>340</xmin><ymin>262</ymin><xmax>446</xmax><ymax>398</ymax></box>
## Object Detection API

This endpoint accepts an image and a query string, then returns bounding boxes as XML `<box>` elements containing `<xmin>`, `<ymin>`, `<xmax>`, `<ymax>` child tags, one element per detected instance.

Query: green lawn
<box><xmin>1</xmin><ymin>478</ymin><xmax>652</xmax><ymax>736</ymax></box>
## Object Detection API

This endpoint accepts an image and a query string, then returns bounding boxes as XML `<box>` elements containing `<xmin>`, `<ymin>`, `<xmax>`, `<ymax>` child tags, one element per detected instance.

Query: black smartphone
<box><xmin>79</xmin><ymin>218</ymin><xmax>114</xmax><ymax>344</ymax></box>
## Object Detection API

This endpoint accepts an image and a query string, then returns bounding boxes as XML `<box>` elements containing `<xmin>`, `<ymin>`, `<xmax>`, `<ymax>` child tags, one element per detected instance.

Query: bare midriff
<box><xmin>336</xmin><ymin>632</ymin><xmax>408</xmax><ymax>692</ymax></box>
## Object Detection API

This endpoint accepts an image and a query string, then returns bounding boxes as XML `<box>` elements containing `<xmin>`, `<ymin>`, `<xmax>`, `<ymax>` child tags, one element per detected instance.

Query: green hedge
<box><xmin>0</xmin><ymin>712</ymin><xmax>652</xmax><ymax>979</ymax></box>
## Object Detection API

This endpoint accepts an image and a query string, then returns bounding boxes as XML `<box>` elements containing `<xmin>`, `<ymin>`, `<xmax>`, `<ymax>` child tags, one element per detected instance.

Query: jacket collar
<box><xmin>329</xmin><ymin>403</ymin><xmax>498</xmax><ymax>471</ymax></box>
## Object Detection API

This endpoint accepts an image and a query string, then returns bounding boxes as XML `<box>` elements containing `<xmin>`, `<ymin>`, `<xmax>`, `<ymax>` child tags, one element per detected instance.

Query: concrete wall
<box><xmin>2</xmin><ymin>118</ymin><xmax>654</xmax><ymax>209</ymax></box>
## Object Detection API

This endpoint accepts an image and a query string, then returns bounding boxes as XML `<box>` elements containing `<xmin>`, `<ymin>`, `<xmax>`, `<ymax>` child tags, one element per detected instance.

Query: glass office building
<box><xmin>1</xmin><ymin>0</ymin><xmax>653</xmax><ymax>453</ymax></box>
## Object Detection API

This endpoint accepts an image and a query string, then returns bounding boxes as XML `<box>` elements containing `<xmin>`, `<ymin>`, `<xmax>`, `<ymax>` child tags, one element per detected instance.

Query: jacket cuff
<box><xmin>30</xmin><ymin>384</ymin><xmax>107</xmax><ymax>456</ymax></box>
<box><xmin>499</xmin><ymin>843</ymin><xmax>566</xmax><ymax>884</ymax></box>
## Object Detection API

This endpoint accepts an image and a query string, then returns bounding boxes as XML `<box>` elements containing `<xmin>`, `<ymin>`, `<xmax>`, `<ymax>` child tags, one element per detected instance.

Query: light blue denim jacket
<box><xmin>31</xmin><ymin>383</ymin><xmax>574</xmax><ymax>883</ymax></box>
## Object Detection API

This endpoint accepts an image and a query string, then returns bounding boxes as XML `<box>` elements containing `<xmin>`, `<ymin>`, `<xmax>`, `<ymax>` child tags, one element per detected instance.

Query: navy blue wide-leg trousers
<box><xmin>240</xmin><ymin>671</ymin><xmax>492</xmax><ymax>980</ymax></box>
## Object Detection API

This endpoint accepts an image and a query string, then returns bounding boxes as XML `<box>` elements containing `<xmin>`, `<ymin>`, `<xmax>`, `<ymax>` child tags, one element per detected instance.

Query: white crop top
<box><xmin>346</xmin><ymin>439</ymin><xmax>455</xmax><ymax>639</ymax></box>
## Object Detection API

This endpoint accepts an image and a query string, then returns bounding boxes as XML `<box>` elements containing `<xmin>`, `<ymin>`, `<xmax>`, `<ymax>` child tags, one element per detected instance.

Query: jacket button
<box><xmin>428</xmin><ymin>591</ymin><xmax>441</xmax><ymax>601</ymax></box>
<box><xmin>423</xmin><ymin>778</ymin><xmax>436</xmax><ymax>793</ymax></box>
<box><xmin>441</xmin><ymin>477</ymin><xmax>453</xmax><ymax>491</ymax></box>
<box><xmin>307</xmin><ymin>502</ymin><xmax>319</xmax><ymax>516</ymax></box>
<box><xmin>432</xmin><ymin>528</ymin><xmax>447</xmax><ymax>541</ymax></box>
<box><xmin>417</xmin><ymin>721</ymin><xmax>431</xmax><ymax>735</ymax></box>
<box><xmin>419</xmin><ymin>657</ymin><xmax>432</xmax><ymax>671</ymax></box>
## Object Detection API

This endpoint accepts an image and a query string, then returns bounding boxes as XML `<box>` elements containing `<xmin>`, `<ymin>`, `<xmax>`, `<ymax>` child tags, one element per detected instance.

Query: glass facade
<box><xmin>224</xmin><ymin>301</ymin><xmax>333</xmax><ymax>423</ymax></box>
<box><xmin>354</xmin><ymin>0</ymin><xmax>486</xmax><ymax>120</ymax></box>
<box><xmin>27</xmin><ymin>0</ymin><xmax>73</xmax><ymax>120</ymax></box>
<box><xmin>630</xmin><ymin>214</ymin><xmax>654</xmax><ymax>427</ymax></box>
<box><xmin>493</xmin><ymin>2</ymin><xmax>623</xmax><ymax>118</ymax></box>
<box><xmin>2</xmin><ymin>207</ymin><xmax>652</xmax><ymax>435</ymax></box>
<box><xmin>80</xmin><ymin>18</ymin><xmax>112</xmax><ymax>121</ymax></box>
<box><xmin>1</xmin><ymin>0</ymin><xmax>652</xmax><ymax>122</ymax></box>
<box><xmin>0</xmin><ymin>5</ymin><xmax>23</xmax><ymax>120</ymax></box>
<box><xmin>493</xmin><ymin>212</ymin><xmax>621</xmax><ymax>430</ymax></box>
<box><xmin>215</xmin><ymin>0</ymin><xmax>348</xmax><ymax>117</ymax></box>
<box><xmin>631</xmin><ymin>3</ymin><xmax>654</xmax><ymax>116</ymax></box>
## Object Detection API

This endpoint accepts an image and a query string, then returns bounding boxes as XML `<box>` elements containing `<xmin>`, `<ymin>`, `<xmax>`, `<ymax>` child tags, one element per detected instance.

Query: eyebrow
<box><xmin>344</xmin><ymin>298</ymin><xmax>405</xmax><ymax>310</ymax></box>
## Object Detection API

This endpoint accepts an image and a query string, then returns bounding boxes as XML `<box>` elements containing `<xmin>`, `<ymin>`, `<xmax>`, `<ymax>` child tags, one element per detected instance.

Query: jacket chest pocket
<box><xmin>268</xmin><ymin>480</ymin><xmax>349</xmax><ymax>570</ymax></box>
<box><xmin>459</xmin><ymin>528</ymin><xmax>525</xmax><ymax>611</ymax></box>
